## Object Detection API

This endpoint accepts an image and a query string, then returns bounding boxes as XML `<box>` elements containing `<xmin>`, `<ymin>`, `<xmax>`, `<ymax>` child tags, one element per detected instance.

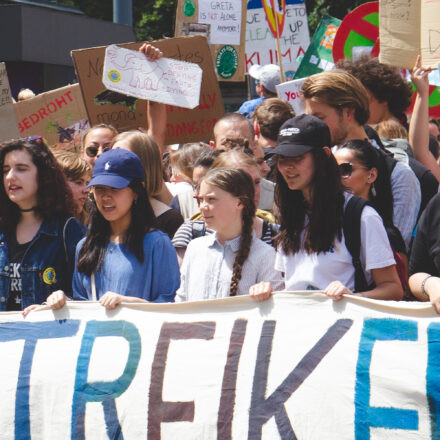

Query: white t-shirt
<box><xmin>275</xmin><ymin>195</ymin><xmax>396</xmax><ymax>291</ymax></box>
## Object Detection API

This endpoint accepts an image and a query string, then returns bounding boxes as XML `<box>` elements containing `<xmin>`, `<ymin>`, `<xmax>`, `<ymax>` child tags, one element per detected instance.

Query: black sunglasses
<box><xmin>85</xmin><ymin>145</ymin><xmax>110</xmax><ymax>158</ymax></box>
<box><xmin>339</xmin><ymin>162</ymin><xmax>353</xmax><ymax>178</ymax></box>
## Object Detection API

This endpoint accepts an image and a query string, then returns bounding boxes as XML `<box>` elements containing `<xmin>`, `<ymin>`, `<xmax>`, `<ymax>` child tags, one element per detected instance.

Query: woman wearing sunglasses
<box><xmin>80</xmin><ymin>124</ymin><xmax>118</xmax><ymax>168</ymax></box>
<box><xmin>334</xmin><ymin>139</ymin><xmax>408</xmax><ymax>291</ymax></box>
<box><xmin>0</xmin><ymin>137</ymin><xmax>86</xmax><ymax>312</ymax></box>
<box><xmin>250</xmin><ymin>115</ymin><xmax>403</xmax><ymax>302</ymax></box>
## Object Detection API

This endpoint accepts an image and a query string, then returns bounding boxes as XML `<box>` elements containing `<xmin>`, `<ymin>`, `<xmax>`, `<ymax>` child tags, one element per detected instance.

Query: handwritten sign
<box><xmin>71</xmin><ymin>36</ymin><xmax>224</xmax><ymax>145</ymax></box>
<box><xmin>103</xmin><ymin>45</ymin><xmax>202</xmax><ymax>109</ymax></box>
<box><xmin>276</xmin><ymin>77</ymin><xmax>305</xmax><ymax>115</ymax></box>
<box><xmin>245</xmin><ymin>0</ymin><xmax>310</xmax><ymax>81</ymax></box>
<box><xmin>0</xmin><ymin>63</ymin><xmax>19</xmax><ymax>142</ymax></box>
<box><xmin>380</xmin><ymin>0</ymin><xmax>440</xmax><ymax>69</ymax></box>
<box><xmin>13</xmin><ymin>84</ymin><xmax>89</xmax><ymax>151</ymax></box>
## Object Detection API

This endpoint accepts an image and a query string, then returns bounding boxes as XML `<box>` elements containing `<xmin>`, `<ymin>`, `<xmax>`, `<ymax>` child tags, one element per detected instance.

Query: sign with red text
<box><xmin>380</xmin><ymin>0</ymin><xmax>440</xmax><ymax>69</ymax></box>
<box><xmin>0</xmin><ymin>63</ymin><xmax>19</xmax><ymax>142</ymax></box>
<box><xmin>276</xmin><ymin>77</ymin><xmax>305</xmax><ymax>114</ymax></box>
<box><xmin>245</xmin><ymin>0</ymin><xmax>310</xmax><ymax>81</ymax></box>
<box><xmin>14</xmin><ymin>84</ymin><xmax>89</xmax><ymax>151</ymax></box>
<box><xmin>175</xmin><ymin>0</ymin><xmax>247</xmax><ymax>81</ymax></box>
<box><xmin>72</xmin><ymin>36</ymin><xmax>224</xmax><ymax>145</ymax></box>
<box><xmin>0</xmin><ymin>293</ymin><xmax>438</xmax><ymax>438</ymax></box>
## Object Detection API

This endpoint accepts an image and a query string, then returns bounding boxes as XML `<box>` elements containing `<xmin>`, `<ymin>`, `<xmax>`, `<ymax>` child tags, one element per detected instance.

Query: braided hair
<box><xmin>201</xmin><ymin>167</ymin><xmax>256</xmax><ymax>296</ymax></box>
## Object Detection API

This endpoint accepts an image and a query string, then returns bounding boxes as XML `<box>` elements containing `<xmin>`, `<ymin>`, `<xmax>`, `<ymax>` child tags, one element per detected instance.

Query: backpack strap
<box><xmin>191</xmin><ymin>221</ymin><xmax>206</xmax><ymax>239</ymax></box>
<box><xmin>343</xmin><ymin>196</ymin><xmax>372</xmax><ymax>293</ymax></box>
<box><xmin>63</xmin><ymin>216</ymin><xmax>76</xmax><ymax>265</ymax></box>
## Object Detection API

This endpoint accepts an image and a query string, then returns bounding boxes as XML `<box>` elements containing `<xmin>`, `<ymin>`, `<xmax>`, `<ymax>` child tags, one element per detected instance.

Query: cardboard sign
<box><xmin>294</xmin><ymin>15</ymin><xmax>341</xmax><ymax>79</ymax></box>
<box><xmin>380</xmin><ymin>0</ymin><xmax>440</xmax><ymax>69</ymax></box>
<box><xmin>13</xmin><ymin>84</ymin><xmax>89</xmax><ymax>151</ymax></box>
<box><xmin>1</xmin><ymin>293</ymin><xmax>440</xmax><ymax>438</ymax></box>
<box><xmin>276</xmin><ymin>77</ymin><xmax>305</xmax><ymax>115</ymax></box>
<box><xmin>0</xmin><ymin>63</ymin><xmax>19</xmax><ymax>142</ymax></box>
<box><xmin>246</xmin><ymin>0</ymin><xmax>310</xmax><ymax>81</ymax></box>
<box><xmin>103</xmin><ymin>45</ymin><xmax>202</xmax><ymax>109</ymax></box>
<box><xmin>175</xmin><ymin>0</ymin><xmax>247</xmax><ymax>81</ymax></box>
<box><xmin>332</xmin><ymin>2</ymin><xmax>379</xmax><ymax>63</ymax></box>
<box><xmin>72</xmin><ymin>36</ymin><xmax>224</xmax><ymax>145</ymax></box>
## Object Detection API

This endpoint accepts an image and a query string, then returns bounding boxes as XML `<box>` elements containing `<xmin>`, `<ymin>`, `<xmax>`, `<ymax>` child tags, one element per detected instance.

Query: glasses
<box><xmin>339</xmin><ymin>162</ymin><xmax>354</xmax><ymax>178</ymax></box>
<box><xmin>85</xmin><ymin>145</ymin><xmax>111</xmax><ymax>158</ymax></box>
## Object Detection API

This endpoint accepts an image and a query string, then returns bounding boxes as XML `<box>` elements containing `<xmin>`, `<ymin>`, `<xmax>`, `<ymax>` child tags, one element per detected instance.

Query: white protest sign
<box><xmin>276</xmin><ymin>77</ymin><xmax>305</xmax><ymax>115</ymax></box>
<box><xmin>102</xmin><ymin>45</ymin><xmax>203</xmax><ymax>109</ymax></box>
<box><xmin>1</xmin><ymin>292</ymin><xmax>438</xmax><ymax>438</ymax></box>
<box><xmin>198</xmin><ymin>0</ymin><xmax>242</xmax><ymax>45</ymax></box>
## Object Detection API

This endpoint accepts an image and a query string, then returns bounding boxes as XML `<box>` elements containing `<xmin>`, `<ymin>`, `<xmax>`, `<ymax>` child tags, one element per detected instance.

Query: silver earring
<box><xmin>371</xmin><ymin>183</ymin><xmax>376</xmax><ymax>197</ymax></box>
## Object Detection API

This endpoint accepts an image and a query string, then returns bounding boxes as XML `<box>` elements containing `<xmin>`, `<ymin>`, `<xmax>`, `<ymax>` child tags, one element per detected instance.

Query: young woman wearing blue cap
<box><xmin>41</xmin><ymin>148</ymin><xmax>180</xmax><ymax>310</ymax></box>
<box><xmin>0</xmin><ymin>137</ymin><xmax>86</xmax><ymax>312</ymax></box>
<box><xmin>250</xmin><ymin>114</ymin><xmax>403</xmax><ymax>301</ymax></box>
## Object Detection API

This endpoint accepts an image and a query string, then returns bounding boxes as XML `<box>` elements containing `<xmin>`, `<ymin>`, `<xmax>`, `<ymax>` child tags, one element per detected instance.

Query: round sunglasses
<box><xmin>85</xmin><ymin>145</ymin><xmax>111</xmax><ymax>158</ymax></box>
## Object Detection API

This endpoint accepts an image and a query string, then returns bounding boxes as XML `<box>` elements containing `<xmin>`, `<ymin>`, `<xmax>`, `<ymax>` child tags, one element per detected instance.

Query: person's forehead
<box><xmin>215</xmin><ymin>120</ymin><xmax>252</xmax><ymax>139</ymax></box>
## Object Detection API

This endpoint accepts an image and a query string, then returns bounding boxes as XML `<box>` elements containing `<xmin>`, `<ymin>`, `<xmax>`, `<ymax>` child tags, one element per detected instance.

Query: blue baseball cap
<box><xmin>87</xmin><ymin>148</ymin><xmax>144</xmax><ymax>189</ymax></box>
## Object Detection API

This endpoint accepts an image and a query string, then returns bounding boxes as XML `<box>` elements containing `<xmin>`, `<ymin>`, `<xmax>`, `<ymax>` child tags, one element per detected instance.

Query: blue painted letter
<box><xmin>427</xmin><ymin>322</ymin><xmax>440</xmax><ymax>439</ymax></box>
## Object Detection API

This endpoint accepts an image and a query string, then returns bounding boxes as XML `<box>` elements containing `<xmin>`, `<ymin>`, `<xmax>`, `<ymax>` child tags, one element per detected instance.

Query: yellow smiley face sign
<box><xmin>43</xmin><ymin>267</ymin><xmax>56</xmax><ymax>285</ymax></box>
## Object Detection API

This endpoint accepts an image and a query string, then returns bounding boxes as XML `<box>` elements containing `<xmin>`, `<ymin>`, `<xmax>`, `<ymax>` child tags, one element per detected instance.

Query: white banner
<box><xmin>102</xmin><ymin>45</ymin><xmax>203</xmax><ymax>109</ymax></box>
<box><xmin>0</xmin><ymin>292</ymin><xmax>439</xmax><ymax>439</ymax></box>
<box><xmin>245</xmin><ymin>0</ymin><xmax>310</xmax><ymax>80</ymax></box>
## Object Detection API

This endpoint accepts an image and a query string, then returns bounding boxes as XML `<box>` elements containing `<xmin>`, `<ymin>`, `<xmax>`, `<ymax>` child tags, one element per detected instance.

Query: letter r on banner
<box><xmin>354</xmin><ymin>318</ymin><xmax>419</xmax><ymax>439</ymax></box>
<box><xmin>71</xmin><ymin>320</ymin><xmax>141</xmax><ymax>440</ymax></box>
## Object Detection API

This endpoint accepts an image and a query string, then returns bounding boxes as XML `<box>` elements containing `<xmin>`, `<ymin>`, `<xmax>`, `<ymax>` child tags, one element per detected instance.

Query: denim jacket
<box><xmin>0</xmin><ymin>217</ymin><xmax>86</xmax><ymax>311</ymax></box>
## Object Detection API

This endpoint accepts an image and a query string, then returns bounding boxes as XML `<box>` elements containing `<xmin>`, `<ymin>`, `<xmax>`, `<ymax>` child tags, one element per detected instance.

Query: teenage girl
<box><xmin>0</xmin><ymin>137</ymin><xmax>85</xmax><ymax>312</ymax></box>
<box><xmin>250</xmin><ymin>114</ymin><xmax>403</xmax><ymax>301</ymax></box>
<box><xmin>44</xmin><ymin>148</ymin><xmax>180</xmax><ymax>310</ymax></box>
<box><xmin>176</xmin><ymin>167</ymin><xmax>283</xmax><ymax>302</ymax></box>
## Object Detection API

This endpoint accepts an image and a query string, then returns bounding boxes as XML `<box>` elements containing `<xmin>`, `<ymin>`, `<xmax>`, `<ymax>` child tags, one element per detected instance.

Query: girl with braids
<box><xmin>0</xmin><ymin>137</ymin><xmax>85</xmax><ymax>313</ymax></box>
<box><xmin>250</xmin><ymin>114</ymin><xmax>403</xmax><ymax>301</ymax></box>
<box><xmin>42</xmin><ymin>148</ymin><xmax>179</xmax><ymax>310</ymax></box>
<box><xmin>176</xmin><ymin>167</ymin><xmax>283</xmax><ymax>302</ymax></box>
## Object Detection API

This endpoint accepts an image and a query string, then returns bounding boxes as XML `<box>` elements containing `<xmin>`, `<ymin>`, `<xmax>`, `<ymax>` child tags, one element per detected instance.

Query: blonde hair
<box><xmin>17</xmin><ymin>88</ymin><xmax>35</xmax><ymax>101</ymax></box>
<box><xmin>212</xmin><ymin>149</ymin><xmax>259</xmax><ymax>172</ymax></box>
<box><xmin>170</xmin><ymin>142</ymin><xmax>209</xmax><ymax>183</ymax></box>
<box><xmin>53</xmin><ymin>150</ymin><xmax>91</xmax><ymax>181</ymax></box>
<box><xmin>112</xmin><ymin>131</ymin><xmax>163</xmax><ymax>196</ymax></box>
<box><xmin>372</xmin><ymin>119</ymin><xmax>408</xmax><ymax>139</ymax></box>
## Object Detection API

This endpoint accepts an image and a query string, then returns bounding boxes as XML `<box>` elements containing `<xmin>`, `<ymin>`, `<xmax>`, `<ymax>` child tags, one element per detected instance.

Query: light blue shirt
<box><xmin>73</xmin><ymin>230</ymin><xmax>180</xmax><ymax>302</ymax></box>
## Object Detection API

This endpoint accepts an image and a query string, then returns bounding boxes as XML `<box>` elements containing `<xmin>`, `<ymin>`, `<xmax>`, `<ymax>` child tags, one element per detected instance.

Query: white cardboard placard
<box><xmin>276</xmin><ymin>77</ymin><xmax>306</xmax><ymax>115</ymax></box>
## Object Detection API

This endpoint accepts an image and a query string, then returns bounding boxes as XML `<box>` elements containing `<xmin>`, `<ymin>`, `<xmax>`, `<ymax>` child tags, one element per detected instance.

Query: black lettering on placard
<box><xmin>217</xmin><ymin>319</ymin><xmax>248</xmax><ymax>439</ymax></box>
<box><xmin>248</xmin><ymin>319</ymin><xmax>353</xmax><ymax>439</ymax></box>
<box><xmin>169</xmin><ymin>45</ymin><xmax>204</xmax><ymax>65</ymax></box>
<box><xmin>148</xmin><ymin>321</ymin><xmax>216</xmax><ymax>439</ymax></box>
<box><xmin>87</xmin><ymin>57</ymin><xmax>103</xmax><ymax>78</ymax></box>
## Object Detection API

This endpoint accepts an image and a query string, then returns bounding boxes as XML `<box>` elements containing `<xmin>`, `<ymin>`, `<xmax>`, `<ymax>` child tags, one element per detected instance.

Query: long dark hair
<box><xmin>77</xmin><ymin>179</ymin><xmax>157</xmax><ymax>276</ymax></box>
<box><xmin>337</xmin><ymin>139</ymin><xmax>394</xmax><ymax>226</ymax></box>
<box><xmin>275</xmin><ymin>148</ymin><xmax>345</xmax><ymax>255</ymax></box>
<box><xmin>202</xmin><ymin>167</ymin><xmax>255</xmax><ymax>296</ymax></box>
<box><xmin>0</xmin><ymin>138</ymin><xmax>75</xmax><ymax>230</ymax></box>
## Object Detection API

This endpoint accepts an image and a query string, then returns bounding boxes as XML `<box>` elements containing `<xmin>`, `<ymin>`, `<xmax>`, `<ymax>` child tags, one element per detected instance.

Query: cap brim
<box><xmin>271</xmin><ymin>144</ymin><xmax>313</xmax><ymax>157</ymax></box>
<box><xmin>249</xmin><ymin>64</ymin><xmax>263</xmax><ymax>80</ymax></box>
<box><xmin>87</xmin><ymin>174</ymin><xmax>131</xmax><ymax>189</ymax></box>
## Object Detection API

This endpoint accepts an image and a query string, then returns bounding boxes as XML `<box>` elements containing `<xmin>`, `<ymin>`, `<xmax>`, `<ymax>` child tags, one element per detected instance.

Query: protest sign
<box><xmin>294</xmin><ymin>15</ymin><xmax>341</xmax><ymax>80</ymax></box>
<box><xmin>0</xmin><ymin>63</ymin><xmax>19</xmax><ymax>142</ymax></box>
<box><xmin>103</xmin><ymin>45</ymin><xmax>202</xmax><ymax>109</ymax></box>
<box><xmin>1</xmin><ymin>292</ymin><xmax>439</xmax><ymax>438</ymax></box>
<box><xmin>276</xmin><ymin>77</ymin><xmax>305</xmax><ymax>114</ymax></box>
<box><xmin>332</xmin><ymin>2</ymin><xmax>379</xmax><ymax>64</ymax></box>
<box><xmin>72</xmin><ymin>36</ymin><xmax>224</xmax><ymax>145</ymax></box>
<box><xmin>246</xmin><ymin>0</ymin><xmax>310</xmax><ymax>81</ymax></box>
<box><xmin>175</xmin><ymin>0</ymin><xmax>247</xmax><ymax>81</ymax></box>
<box><xmin>13</xmin><ymin>84</ymin><xmax>89</xmax><ymax>151</ymax></box>
<box><xmin>380</xmin><ymin>0</ymin><xmax>440</xmax><ymax>69</ymax></box>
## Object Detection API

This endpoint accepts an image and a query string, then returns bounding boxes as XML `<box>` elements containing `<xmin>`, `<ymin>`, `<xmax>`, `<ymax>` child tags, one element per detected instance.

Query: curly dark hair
<box><xmin>336</xmin><ymin>56</ymin><xmax>413</xmax><ymax>120</ymax></box>
<box><xmin>275</xmin><ymin>148</ymin><xmax>345</xmax><ymax>255</ymax></box>
<box><xmin>0</xmin><ymin>138</ymin><xmax>75</xmax><ymax>230</ymax></box>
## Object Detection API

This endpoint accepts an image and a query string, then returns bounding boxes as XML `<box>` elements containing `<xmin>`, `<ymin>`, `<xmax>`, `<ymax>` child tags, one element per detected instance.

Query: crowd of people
<box><xmin>2</xmin><ymin>44</ymin><xmax>440</xmax><ymax>316</ymax></box>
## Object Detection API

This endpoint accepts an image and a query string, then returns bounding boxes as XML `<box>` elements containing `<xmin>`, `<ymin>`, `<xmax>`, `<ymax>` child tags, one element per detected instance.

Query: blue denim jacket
<box><xmin>0</xmin><ymin>217</ymin><xmax>86</xmax><ymax>310</ymax></box>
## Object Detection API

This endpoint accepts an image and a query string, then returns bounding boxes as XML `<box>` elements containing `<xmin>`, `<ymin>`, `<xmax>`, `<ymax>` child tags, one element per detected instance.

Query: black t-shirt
<box><xmin>7</xmin><ymin>235</ymin><xmax>30</xmax><ymax>311</ymax></box>
<box><xmin>409</xmin><ymin>193</ymin><xmax>440</xmax><ymax>276</ymax></box>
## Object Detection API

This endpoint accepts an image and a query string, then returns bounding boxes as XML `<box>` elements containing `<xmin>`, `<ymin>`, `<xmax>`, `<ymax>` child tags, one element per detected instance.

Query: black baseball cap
<box><xmin>272</xmin><ymin>114</ymin><xmax>331</xmax><ymax>157</ymax></box>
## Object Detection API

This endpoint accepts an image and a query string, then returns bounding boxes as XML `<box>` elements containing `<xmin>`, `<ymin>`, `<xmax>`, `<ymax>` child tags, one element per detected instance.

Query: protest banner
<box><xmin>103</xmin><ymin>45</ymin><xmax>203</xmax><ymax>109</ymax></box>
<box><xmin>246</xmin><ymin>0</ymin><xmax>310</xmax><ymax>81</ymax></box>
<box><xmin>72</xmin><ymin>36</ymin><xmax>224</xmax><ymax>145</ymax></box>
<box><xmin>174</xmin><ymin>0</ymin><xmax>247</xmax><ymax>81</ymax></box>
<box><xmin>293</xmin><ymin>15</ymin><xmax>341</xmax><ymax>80</ymax></box>
<box><xmin>13</xmin><ymin>84</ymin><xmax>89</xmax><ymax>151</ymax></box>
<box><xmin>276</xmin><ymin>77</ymin><xmax>305</xmax><ymax>115</ymax></box>
<box><xmin>379</xmin><ymin>0</ymin><xmax>440</xmax><ymax>69</ymax></box>
<box><xmin>1</xmin><ymin>292</ymin><xmax>439</xmax><ymax>438</ymax></box>
<box><xmin>332</xmin><ymin>2</ymin><xmax>379</xmax><ymax>64</ymax></box>
<box><xmin>0</xmin><ymin>63</ymin><xmax>19</xmax><ymax>142</ymax></box>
